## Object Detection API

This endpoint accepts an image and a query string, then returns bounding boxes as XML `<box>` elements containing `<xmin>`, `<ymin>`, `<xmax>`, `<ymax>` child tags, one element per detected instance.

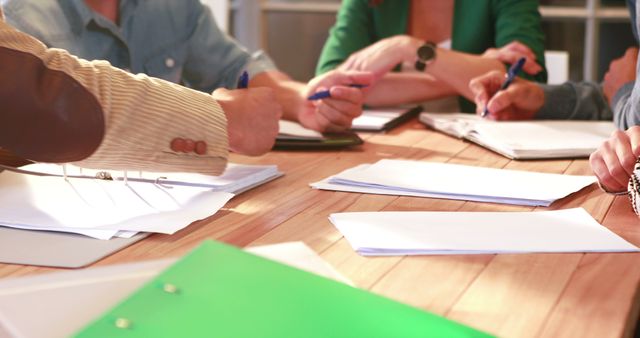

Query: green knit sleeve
<box><xmin>316</xmin><ymin>0</ymin><xmax>374</xmax><ymax>75</ymax></box>
<box><xmin>493</xmin><ymin>0</ymin><xmax>548</xmax><ymax>83</ymax></box>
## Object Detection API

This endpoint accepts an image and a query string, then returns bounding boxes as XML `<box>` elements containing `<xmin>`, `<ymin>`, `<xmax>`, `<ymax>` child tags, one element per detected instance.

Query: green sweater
<box><xmin>316</xmin><ymin>0</ymin><xmax>547</xmax><ymax>112</ymax></box>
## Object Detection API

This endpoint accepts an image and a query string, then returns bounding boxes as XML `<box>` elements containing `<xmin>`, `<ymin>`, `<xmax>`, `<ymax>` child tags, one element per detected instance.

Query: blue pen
<box><xmin>482</xmin><ymin>57</ymin><xmax>526</xmax><ymax>118</ymax></box>
<box><xmin>237</xmin><ymin>71</ymin><xmax>249</xmax><ymax>89</ymax></box>
<box><xmin>307</xmin><ymin>84</ymin><xmax>367</xmax><ymax>101</ymax></box>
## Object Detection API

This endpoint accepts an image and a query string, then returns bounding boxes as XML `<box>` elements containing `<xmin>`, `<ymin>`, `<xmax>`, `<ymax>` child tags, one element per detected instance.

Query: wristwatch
<box><xmin>415</xmin><ymin>41</ymin><xmax>437</xmax><ymax>71</ymax></box>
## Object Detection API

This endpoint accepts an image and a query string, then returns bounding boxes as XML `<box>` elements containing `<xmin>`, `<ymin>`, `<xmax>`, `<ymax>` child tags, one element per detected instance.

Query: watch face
<box><xmin>417</xmin><ymin>44</ymin><xmax>435</xmax><ymax>61</ymax></box>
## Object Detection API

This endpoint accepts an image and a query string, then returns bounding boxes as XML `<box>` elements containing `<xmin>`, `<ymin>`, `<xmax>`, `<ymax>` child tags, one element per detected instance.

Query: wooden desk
<box><xmin>1</xmin><ymin>119</ymin><xmax>639</xmax><ymax>337</ymax></box>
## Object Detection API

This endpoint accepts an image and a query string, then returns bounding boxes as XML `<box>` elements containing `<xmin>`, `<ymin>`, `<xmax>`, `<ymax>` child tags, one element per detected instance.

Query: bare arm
<box><xmin>363</xmin><ymin>72</ymin><xmax>456</xmax><ymax>107</ymax></box>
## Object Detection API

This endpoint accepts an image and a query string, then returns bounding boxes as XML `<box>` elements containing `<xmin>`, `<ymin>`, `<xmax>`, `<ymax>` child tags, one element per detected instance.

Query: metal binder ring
<box><xmin>95</xmin><ymin>171</ymin><xmax>113</xmax><ymax>180</ymax></box>
<box><xmin>155</xmin><ymin>176</ymin><xmax>173</xmax><ymax>189</ymax></box>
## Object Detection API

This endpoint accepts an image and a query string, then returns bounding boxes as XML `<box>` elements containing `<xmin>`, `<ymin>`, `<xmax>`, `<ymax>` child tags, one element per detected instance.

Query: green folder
<box><xmin>75</xmin><ymin>241</ymin><xmax>493</xmax><ymax>338</ymax></box>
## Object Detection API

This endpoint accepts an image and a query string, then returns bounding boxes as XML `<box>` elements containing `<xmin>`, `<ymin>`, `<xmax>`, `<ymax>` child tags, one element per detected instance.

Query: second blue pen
<box><xmin>307</xmin><ymin>84</ymin><xmax>367</xmax><ymax>101</ymax></box>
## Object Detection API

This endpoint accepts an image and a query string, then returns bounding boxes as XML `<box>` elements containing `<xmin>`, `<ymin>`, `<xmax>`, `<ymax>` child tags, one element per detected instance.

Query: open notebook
<box><xmin>419</xmin><ymin>112</ymin><xmax>616</xmax><ymax>159</ymax></box>
<box><xmin>73</xmin><ymin>241</ymin><xmax>492</xmax><ymax>338</ymax></box>
<box><xmin>276</xmin><ymin>120</ymin><xmax>363</xmax><ymax>149</ymax></box>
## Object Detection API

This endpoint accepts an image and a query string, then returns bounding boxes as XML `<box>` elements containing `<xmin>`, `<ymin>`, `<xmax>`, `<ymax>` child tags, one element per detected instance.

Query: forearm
<box><xmin>426</xmin><ymin>49</ymin><xmax>503</xmax><ymax>101</ymax></box>
<box><xmin>249</xmin><ymin>71</ymin><xmax>305</xmax><ymax>122</ymax></box>
<box><xmin>364</xmin><ymin>73</ymin><xmax>456</xmax><ymax>107</ymax></box>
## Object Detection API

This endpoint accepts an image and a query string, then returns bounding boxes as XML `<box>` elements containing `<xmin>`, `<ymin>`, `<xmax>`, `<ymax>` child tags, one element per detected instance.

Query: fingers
<box><xmin>611</xmin><ymin>130</ymin><xmax>636</xmax><ymax>177</ymax></box>
<box><xmin>308</xmin><ymin>105</ymin><xmax>352</xmax><ymax>132</ymax></box>
<box><xmin>469</xmin><ymin>71</ymin><xmax>507</xmax><ymax>114</ymax></box>
<box><xmin>625</xmin><ymin>47</ymin><xmax>639</xmax><ymax>59</ymax></box>
<box><xmin>485</xmin><ymin>90</ymin><xmax>516</xmax><ymax>120</ymax></box>
<box><xmin>590</xmin><ymin>130</ymin><xmax>636</xmax><ymax>192</ymax></box>
<box><xmin>503</xmin><ymin>41</ymin><xmax>534</xmax><ymax>56</ymax></box>
<box><xmin>307</xmin><ymin>86</ymin><xmax>366</xmax><ymax>131</ymax></box>
<box><xmin>590</xmin><ymin>151</ymin><xmax>628</xmax><ymax>192</ymax></box>
<box><xmin>498</xmin><ymin>49</ymin><xmax>542</xmax><ymax>75</ymax></box>
<box><xmin>326</xmin><ymin>70</ymin><xmax>375</xmax><ymax>87</ymax></box>
<box><xmin>628</xmin><ymin>125</ymin><xmax>640</xmax><ymax>157</ymax></box>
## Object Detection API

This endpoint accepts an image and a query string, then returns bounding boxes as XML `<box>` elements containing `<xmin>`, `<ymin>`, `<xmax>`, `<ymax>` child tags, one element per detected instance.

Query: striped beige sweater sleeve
<box><xmin>0</xmin><ymin>8</ymin><xmax>229</xmax><ymax>175</ymax></box>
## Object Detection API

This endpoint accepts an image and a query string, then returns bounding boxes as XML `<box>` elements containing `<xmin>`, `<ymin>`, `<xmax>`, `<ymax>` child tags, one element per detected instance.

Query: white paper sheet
<box><xmin>278</xmin><ymin>120</ymin><xmax>323</xmax><ymax>140</ymax></box>
<box><xmin>312</xmin><ymin>159</ymin><xmax>596</xmax><ymax>206</ymax></box>
<box><xmin>0</xmin><ymin>242</ymin><xmax>350</xmax><ymax>338</ymax></box>
<box><xmin>0</xmin><ymin>171</ymin><xmax>233</xmax><ymax>239</ymax></box>
<box><xmin>329</xmin><ymin>208</ymin><xmax>639</xmax><ymax>256</ymax></box>
<box><xmin>351</xmin><ymin>108</ymin><xmax>415</xmax><ymax>131</ymax></box>
<box><xmin>419</xmin><ymin>112</ymin><xmax>616</xmax><ymax>159</ymax></box>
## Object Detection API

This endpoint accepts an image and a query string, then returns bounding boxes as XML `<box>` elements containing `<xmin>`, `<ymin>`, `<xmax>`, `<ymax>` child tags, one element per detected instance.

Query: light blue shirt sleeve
<box><xmin>182</xmin><ymin>2</ymin><xmax>276</xmax><ymax>92</ymax></box>
<box><xmin>610</xmin><ymin>0</ymin><xmax>640</xmax><ymax>130</ymax></box>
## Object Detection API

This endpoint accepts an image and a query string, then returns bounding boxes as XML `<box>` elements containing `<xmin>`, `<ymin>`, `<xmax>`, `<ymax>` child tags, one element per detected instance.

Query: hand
<box><xmin>300</xmin><ymin>70</ymin><xmax>373</xmax><ymax>132</ymax></box>
<box><xmin>469</xmin><ymin>70</ymin><xmax>544</xmax><ymax>120</ymax></box>
<box><xmin>337</xmin><ymin>35</ymin><xmax>421</xmax><ymax>80</ymax></box>
<box><xmin>603</xmin><ymin>47</ymin><xmax>638</xmax><ymax>105</ymax></box>
<box><xmin>481</xmin><ymin>41</ymin><xmax>543</xmax><ymax>75</ymax></box>
<box><xmin>590</xmin><ymin>126</ymin><xmax>640</xmax><ymax>193</ymax></box>
<box><xmin>212</xmin><ymin>87</ymin><xmax>282</xmax><ymax>156</ymax></box>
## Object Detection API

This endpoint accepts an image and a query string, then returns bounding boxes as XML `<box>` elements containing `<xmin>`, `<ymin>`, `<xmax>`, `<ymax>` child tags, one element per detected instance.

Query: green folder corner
<box><xmin>74</xmin><ymin>240</ymin><xmax>493</xmax><ymax>338</ymax></box>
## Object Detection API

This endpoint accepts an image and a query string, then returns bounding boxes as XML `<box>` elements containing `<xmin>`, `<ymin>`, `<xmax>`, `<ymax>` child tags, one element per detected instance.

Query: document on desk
<box><xmin>419</xmin><ymin>112</ymin><xmax>616</xmax><ymax>159</ymax></box>
<box><xmin>0</xmin><ymin>242</ymin><xmax>352</xmax><ymax>338</ymax></box>
<box><xmin>330</xmin><ymin>208</ymin><xmax>639</xmax><ymax>256</ymax></box>
<box><xmin>0</xmin><ymin>170</ymin><xmax>233</xmax><ymax>240</ymax></box>
<box><xmin>311</xmin><ymin>159</ymin><xmax>596</xmax><ymax>206</ymax></box>
<box><xmin>21</xmin><ymin>162</ymin><xmax>282</xmax><ymax>195</ymax></box>
<box><xmin>351</xmin><ymin>106</ymin><xmax>421</xmax><ymax>131</ymax></box>
<box><xmin>276</xmin><ymin>120</ymin><xmax>363</xmax><ymax>149</ymax></box>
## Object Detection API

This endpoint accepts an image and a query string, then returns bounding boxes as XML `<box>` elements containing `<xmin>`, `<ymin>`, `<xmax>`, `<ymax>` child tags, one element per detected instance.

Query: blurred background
<box><xmin>211</xmin><ymin>0</ymin><xmax>636</xmax><ymax>83</ymax></box>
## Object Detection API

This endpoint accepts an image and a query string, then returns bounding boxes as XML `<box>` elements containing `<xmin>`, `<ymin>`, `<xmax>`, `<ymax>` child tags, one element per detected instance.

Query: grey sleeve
<box><xmin>535</xmin><ymin>82</ymin><xmax>613</xmax><ymax>121</ymax></box>
<box><xmin>611</xmin><ymin>81</ymin><xmax>639</xmax><ymax>130</ymax></box>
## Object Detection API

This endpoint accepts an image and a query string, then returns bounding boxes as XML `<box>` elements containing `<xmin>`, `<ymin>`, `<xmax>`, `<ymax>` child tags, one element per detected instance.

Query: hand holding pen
<box><xmin>470</xmin><ymin>58</ymin><xmax>544</xmax><ymax>121</ymax></box>
<box><xmin>299</xmin><ymin>70</ymin><xmax>374</xmax><ymax>132</ymax></box>
<box><xmin>481</xmin><ymin>57</ymin><xmax>525</xmax><ymax>117</ymax></box>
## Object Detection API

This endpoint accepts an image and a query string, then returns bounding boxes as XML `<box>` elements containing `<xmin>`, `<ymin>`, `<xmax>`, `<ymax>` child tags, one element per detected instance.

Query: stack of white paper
<box><xmin>329</xmin><ymin>208</ymin><xmax>639</xmax><ymax>256</ymax></box>
<box><xmin>21</xmin><ymin>162</ymin><xmax>282</xmax><ymax>194</ymax></box>
<box><xmin>0</xmin><ymin>242</ymin><xmax>351</xmax><ymax>338</ymax></box>
<box><xmin>419</xmin><ymin>112</ymin><xmax>616</xmax><ymax>159</ymax></box>
<box><xmin>0</xmin><ymin>163</ymin><xmax>282</xmax><ymax>240</ymax></box>
<box><xmin>311</xmin><ymin>159</ymin><xmax>596</xmax><ymax>206</ymax></box>
<box><xmin>0</xmin><ymin>170</ymin><xmax>233</xmax><ymax>240</ymax></box>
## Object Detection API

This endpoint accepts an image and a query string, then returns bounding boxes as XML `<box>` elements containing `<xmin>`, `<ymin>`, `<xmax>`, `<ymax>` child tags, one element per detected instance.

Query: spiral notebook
<box><xmin>74</xmin><ymin>241</ymin><xmax>492</xmax><ymax>338</ymax></box>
